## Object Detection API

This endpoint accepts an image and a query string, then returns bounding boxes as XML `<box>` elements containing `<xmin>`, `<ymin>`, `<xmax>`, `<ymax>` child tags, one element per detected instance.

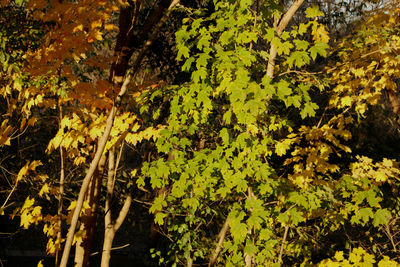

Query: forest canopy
<box><xmin>1</xmin><ymin>0</ymin><xmax>400</xmax><ymax>266</ymax></box>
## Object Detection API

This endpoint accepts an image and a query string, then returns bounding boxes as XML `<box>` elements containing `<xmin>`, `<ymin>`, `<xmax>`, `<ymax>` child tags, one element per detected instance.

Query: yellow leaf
<box><xmin>334</xmin><ymin>251</ymin><xmax>344</xmax><ymax>261</ymax></box>
<box><xmin>16</xmin><ymin>163</ymin><xmax>30</xmax><ymax>183</ymax></box>
<box><xmin>37</xmin><ymin>260</ymin><xmax>43</xmax><ymax>267</ymax></box>
<box><xmin>73</xmin><ymin>156</ymin><xmax>86</xmax><ymax>165</ymax></box>
<box><xmin>94</xmin><ymin>30</ymin><xmax>103</xmax><ymax>41</ymax></box>
<box><xmin>73</xmin><ymin>24</ymin><xmax>83</xmax><ymax>33</ymax></box>
<box><xmin>130</xmin><ymin>169</ymin><xmax>137</xmax><ymax>177</ymax></box>
<box><xmin>104</xmin><ymin>24</ymin><xmax>118</xmax><ymax>31</ymax></box>
<box><xmin>27</xmin><ymin>117</ymin><xmax>37</xmax><ymax>127</ymax></box>
<box><xmin>82</xmin><ymin>200</ymin><xmax>90</xmax><ymax>211</ymax></box>
<box><xmin>32</xmin><ymin>206</ymin><xmax>42</xmax><ymax>216</ymax></box>
<box><xmin>382</xmin><ymin>158</ymin><xmax>393</xmax><ymax>167</ymax></box>
<box><xmin>340</xmin><ymin>96</ymin><xmax>352</xmax><ymax>107</ymax></box>
<box><xmin>275</xmin><ymin>139</ymin><xmax>293</xmax><ymax>156</ymax></box>
<box><xmin>73</xmin><ymin>230</ymin><xmax>86</xmax><ymax>245</ymax></box>
<box><xmin>0</xmin><ymin>119</ymin><xmax>13</xmax><ymax>146</ymax></box>
<box><xmin>375</xmin><ymin>171</ymin><xmax>388</xmax><ymax>182</ymax></box>
<box><xmin>21</xmin><ymin>197</ymin><xmax>35</xmax><ymax>211</ymax></box>
<box><xmin>39</xmin><ymin>183</ymin><xmax>50</xmax><ymax>197</ymax></box>
<box><xmin>67</xmin><ymin>201</ymin><xmax>76</xmax><ymax>211</ymax></box>
<box><xmin>353</xmin><ymin>68</ymin><xmax>364</xmax><ymax>77</ymax></box>
<box><xmin>91</xmin><ymin>19</ymin><xmax>102</xmax><ymax>29</ymax></box>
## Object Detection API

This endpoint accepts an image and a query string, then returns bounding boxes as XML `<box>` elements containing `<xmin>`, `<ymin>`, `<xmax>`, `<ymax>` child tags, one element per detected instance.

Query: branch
<box><xmin>208</xmin><ymin>217</ymin><xmax>230</xmax><ymax>267</ymax></box>
<box><xmin>266</xmin><ymin>0</ymin><xmax>305</xmax><ymax>79</ymax></box>
<box><xmin>90</xmin><ymin>243</ymin><xmax>131</xmax><ymax>256</ymax></box>
<box><xmin>113</xmin><ymin>187</ymin><xmax>132</xmax><ymax>232</ymax></box>
<box><xmin>278</xmin><ymin>225</ymin><xmax>289</xmax><ymax>264</ymax></box>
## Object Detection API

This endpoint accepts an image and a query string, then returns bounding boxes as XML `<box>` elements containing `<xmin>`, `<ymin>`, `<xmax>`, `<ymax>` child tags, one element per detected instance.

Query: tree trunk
<box><xmin>74</xmin><ymin>153</ymin><xmax>106</xmax><ymax>267</ymax></box>
<box><xmin>59</xmin><ymin>1</ymin><xmax>178</xmax><ymax>266</ymax></box>
<box><xmin>101</xmin><ymin>146</ymin><xmax>133</xmax><ymax>267</ymax></box>
<box><xmin>101</xmin><ymin>229</ymin><xmax>116</xmax><ymax>267</ymax></box>
<box><xmin>55</xmin><ymin>101</ymin><xmax>65</xmax><ymax>267</ymax></box>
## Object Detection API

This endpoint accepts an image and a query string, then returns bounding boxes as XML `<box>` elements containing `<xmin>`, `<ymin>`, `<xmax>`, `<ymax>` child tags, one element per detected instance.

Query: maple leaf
<box><xmin>305</xmin><ymin>5</ymin><xmax>324</xmax><ymax>18</ymax></box>
<box><xmin>72</xmin><ymin>230</ymin><xmax>86</xmax><ymax>245</ymax></box>
<box><xmin>275</xmin><ymin>138</ymin><xmax>293</xmax><ymax>156</ymax></box>
<box><xmin>39</xmin><ymin>183</ymin><xmax>50</xmax><ymax>197</ymax></box>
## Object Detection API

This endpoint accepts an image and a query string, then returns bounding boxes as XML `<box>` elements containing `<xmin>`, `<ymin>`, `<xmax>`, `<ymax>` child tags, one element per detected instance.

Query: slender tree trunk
<box><xmin>101</xmin><ymin>147</ymin><xmax>116</xmax><ymax>266</ymax></box>
<box><xmin>100</xmin><ymin>144</ymin><xmax>133</xmax><ymax>267</ymax></box>
<box><xmin>100</xmin><ymin>195</ymin><xmax>132</xmax><ymax>267</ymax></box>
<box><xmin>74</xmin><ymin>153</ymin><xmax>106</xmax><ymax>267</ymax></box>
<box><xmin>55</xmin><ymin>101</ymin><xmax>65</xmax><ymax>267</ymax></box>
<box><xmin>101</xmin><ymin>229</ymin><xmax>116</xmax><ymax>267</ymax></box>
<box><xmin>59</xmin><ymin>1</ymin><xmax>178</xmax><ymax>266</ymax></box>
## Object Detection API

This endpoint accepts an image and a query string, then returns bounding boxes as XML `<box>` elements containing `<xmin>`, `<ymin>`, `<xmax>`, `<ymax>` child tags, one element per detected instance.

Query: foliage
<box><xmin>1</xmin><ymin>0</ymin><xmax>400</xmax><ymax>266</ymax></box>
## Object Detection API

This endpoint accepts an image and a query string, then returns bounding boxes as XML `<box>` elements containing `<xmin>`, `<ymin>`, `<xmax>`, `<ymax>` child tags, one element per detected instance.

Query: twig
<box><xmin>90</xmin><ymin>243</ymin><xmax>131</xmax><ymax>256</ymax></box>
<box><xmin>278</xmin><ymin>225</ymin><xmax>289</xmax><ymax>264</ymax></box>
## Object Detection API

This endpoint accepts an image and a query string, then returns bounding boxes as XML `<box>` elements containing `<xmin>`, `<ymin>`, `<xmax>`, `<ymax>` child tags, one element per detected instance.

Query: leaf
<box><xmin>72</xmin><ymin>230</ymin><xmax>86</xmax><ymax>245</ymax></box>
<box><xmin>38</xmin><ymin>183</ymin><xmax>50</xmax><ymax>197</ymax></box>
<box><xmin>21</xmin><ymin>196</ymin><xmax>35</xmax><ymax>211</ymax></box>
<box><xmin>276</xmin><ymin>80</ymin><xmax>292</xmax><ymax>99</ymax></box>
<box><xmin>300</xmin><ymin>102</ymin><xmax>318</xmax><ymax>118</ymax></box>
<box><xmin>155</xmin><ymin>212</ymin><xmax>167</xmax><ymax>225</ymax></box>
<box><xmin>230</xmin><ymin>222</ymin><xmax>247</xmax><ymax>242</ymax></box>
<box><xmin>340</xmin><ymin>96</ymin><xmax>352</xmax><ymax>107</ymax></box>
<box><xmin>309</xmin><ymin>42</ymin><xmax>329</xmax><ymax>60</ymax></box>
<box><xmin>275</xmin><ymin>139</ymin><xmax>292</xmax><ymax>156</ymax></box>
<box><xmin>220</xmin><ymin>128</ymin><xmax>229</xmax><ymax>145</ymax></box>
<box><xmin>277</xmin><ymin>41</ymin><xmax>293</xmax><ymax>55</ymax></box>
<box><xmin>357</xmin><ymin>207</ymin><xmax>373</xmax><ymax>225</ymax></box>
<box><xmin>298</xmin><ymin>23</ymin><xmax>309</xmax><ymax>35</ymax></box>
<box><xmin>305</xmin><ymin>5</ymin><xmax>324</xmax><ymax>18</ymax></box>
<box><xmin>373</xmin><ymin>209</ymin><xmax>391</xmax><ymax>227</ymax></box>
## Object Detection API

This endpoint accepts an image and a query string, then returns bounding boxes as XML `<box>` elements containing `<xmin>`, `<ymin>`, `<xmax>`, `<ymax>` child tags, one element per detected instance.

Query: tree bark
<box><xmin>74</xmin><ymin>153</ymin><xmax>106</xmax><ymax>267</ymax></box>
<box><xmin>387</xmin><ymin>89</ymin><xmax>400</xmax><ymax>120</ymax></box>
<box><xmin>101</xmin><ymin>147</ymin><xmax>116</xmax><ymax>267</ymax></box>
<box><xmin>55</xmin><ymin>101</ymin><xmax>65</xmax><ymax>267</ymax></box>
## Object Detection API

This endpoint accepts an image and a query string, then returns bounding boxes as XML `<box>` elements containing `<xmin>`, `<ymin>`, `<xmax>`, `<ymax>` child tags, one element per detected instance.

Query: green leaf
<box><xmin>275</xmin><ymin>139</ymin><xmax>292</xmax><ymax>156</ymax></box>
<box><xmin>358</xmin><ymin>207</ymin><xmax>373</xmax><ymax>225</ymax></box>
<box><xmin>182</xmin><ymin>57</ymin><xmax>195</xmax><ymax>71</ymax></box>
<box><xmin>150</xmin><ymin>196</ymin><xmax>167</xmax><ymax>213</ymax></box>
<box><xmin>300</xmin><ymin>102</ymin><xmax>318</xmax><ymax>118</ymax></box>
<box><xmin>220</xmin><ymin>128</ymin><xmax>229</xmax><ymax>145</ymax></box>
<box><xmin>373</xmin><ymin>209</ymin><xmax>391</xmax><ymax>227</ymax></box>
<box><xmin>177</xmin><ymin>46</ymin><xmax>190</xmax><ymax>61</ymax></box>
<box><xmin>277</xmin><ymin>41</ymin><xmax>293</xmax><ymax>55</ymax></box>
<box><xmin>155</xmin><ymin>212</ymin><xmax>167</xmax><ymax>225</ymax></box>
<box><xmin>305</xmin><ymin>5</ymin><xmax>324</xmax><ymax>18</ymax></box>
<box><xmin>309</xmin><ymin>42</ymin><xmax>329</xmax><ymax>60</ymax></box>
<box><xmin>298</xmin><ymin>23</ymin><xmax>309</xmax><ymax>35</ymax></box>
<box><xmin>230</xmin><ymin>222</ymin><xmax>248</xmax><ymax>242</ymax></box>
<box><xmin>287</xmin><ymin>51</ymin><xmax>310</xmax><ymax>68</ymax></box>
<box><xmin>294</xmin><ymin>39</ymin><xmax>309</xmax><ymax>51</ymax></box>
<box><xmin>276</xmin><ymin>80</ymin><xmax>292</xmax><ymax>99</ymax></box>
<box><xmin>288</xmin><ymin>208</ymin><xmax>304</xmax><ymax>225</ymax></box>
